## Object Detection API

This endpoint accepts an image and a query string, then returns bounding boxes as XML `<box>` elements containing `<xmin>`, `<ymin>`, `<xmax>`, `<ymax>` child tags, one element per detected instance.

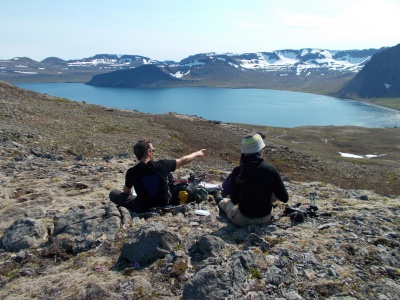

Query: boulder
<box><xmin>182</xmin><ymin>250</ymin><xmax>256</xmax><ymax>300</ymax></box>
<box><xmin>0</xmin><ymin>218</ymin><xmax>48</xmax><ymax>251</ymax></box>
<box><xmin>120</xmin><ymin>221</ymin><xmax>180</xmax><ymax>265</ymax></box>
<box><xmin>182</xmin><ymin>264</ymin><xmax>234</xmax><ymax>300</ymax></box>
<box><xmin>198</xmin><ymin>235</ymin><xmax>225</xmax><ymax>257</ymax></box>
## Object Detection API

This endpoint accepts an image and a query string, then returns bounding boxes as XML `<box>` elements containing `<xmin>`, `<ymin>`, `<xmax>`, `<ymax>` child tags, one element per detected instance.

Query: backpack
<box><xmin>170</xmin><ymin>180</ymin><xmax>195</xmax><ymax>205</ymax></box>
<box><xmin>169</xmin><ymin>177</ymin><xmax>208</xmax><ymax>205</ymax></box>
<box><xmin>193</xmin><ymin>186</ymin><xmax>208</xmax><ymax>203</ymax></box>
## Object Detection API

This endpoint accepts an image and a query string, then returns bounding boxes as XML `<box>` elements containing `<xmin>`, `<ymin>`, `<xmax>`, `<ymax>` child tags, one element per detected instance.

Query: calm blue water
<box><xmin>18</xmin><ymin>83</ymin><xmax>400</xmax><ymax>128</ymax></box>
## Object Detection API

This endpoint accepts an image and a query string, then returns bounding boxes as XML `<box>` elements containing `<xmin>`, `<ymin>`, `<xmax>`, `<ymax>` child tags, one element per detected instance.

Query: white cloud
<box><xmin>275</xmin><ymin>0</ymin><xmax>400</xmax><ymax>49</ymax></box>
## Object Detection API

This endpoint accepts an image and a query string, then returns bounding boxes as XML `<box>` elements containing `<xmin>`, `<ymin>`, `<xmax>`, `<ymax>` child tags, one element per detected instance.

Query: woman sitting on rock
<box><xmin>218</xmin><ymin>133</ymin><xmax>289</xmax><ymax>226</ymax></box>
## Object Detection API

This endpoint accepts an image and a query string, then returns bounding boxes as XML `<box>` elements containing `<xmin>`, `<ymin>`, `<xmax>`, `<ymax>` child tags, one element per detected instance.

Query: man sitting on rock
<box><xmin>110</xmin><ymin>139</ymin><xmax>206</xmax><ymax>213</ymax></box>
<box><xmin>218</xmin><ymin>133</ymin><xmax>289</xmax><ymax>226</ymax></box>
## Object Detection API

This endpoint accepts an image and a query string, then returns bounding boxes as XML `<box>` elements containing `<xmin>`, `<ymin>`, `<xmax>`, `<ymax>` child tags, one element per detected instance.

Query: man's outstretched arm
<box><xmin>176</xmin><ymin>149</ymin><xmax>206</xmax><ymax>169</ymax></box>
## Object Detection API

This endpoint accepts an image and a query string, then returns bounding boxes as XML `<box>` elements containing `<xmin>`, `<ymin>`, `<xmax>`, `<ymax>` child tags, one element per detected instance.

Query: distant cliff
<box><xmin>335</xmin><ymin>44</ymin><xmax>400</xmax><ymax>98</ymax></box>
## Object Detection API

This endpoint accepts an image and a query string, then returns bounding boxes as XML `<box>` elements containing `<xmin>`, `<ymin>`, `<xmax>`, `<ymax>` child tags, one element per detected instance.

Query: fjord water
<box><xmin>18</xmin><ymin>83</ymin><xmax>400</xmax><ymax>128</ymax></box>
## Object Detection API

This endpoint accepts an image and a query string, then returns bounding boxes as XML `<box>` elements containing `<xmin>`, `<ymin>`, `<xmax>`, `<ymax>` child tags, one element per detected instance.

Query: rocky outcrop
<box><xmin>1</xmin><ymin>183</ymin><xmax>399</xmax><ymax>299</ymax></box>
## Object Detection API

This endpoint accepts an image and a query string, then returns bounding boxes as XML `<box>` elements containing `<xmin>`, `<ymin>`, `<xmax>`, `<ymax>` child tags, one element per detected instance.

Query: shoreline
<box><xmin>4</xmin><ymin>76</ymin><xmax>400</xmax><ymax>113</ymax></box>
<box><xmin>331</xmin><ymin>94</ymin><xmax>400</xmax><ymax>113</ymax></box>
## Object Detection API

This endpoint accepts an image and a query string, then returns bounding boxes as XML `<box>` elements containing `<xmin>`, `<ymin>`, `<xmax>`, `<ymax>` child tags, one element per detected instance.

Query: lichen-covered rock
<box><xmin>52</xmin><ymin>204</ymin><xmax>121</xmax><ymax>254</ymax></box>
<box><xmin>0</xmin><ymin>218</ymin><xmax>48</xmax><ymax>251</ymax></box>
<box><xmin>120</xmin><ymin>221</ymin><xmax>180</xmax><ymax>265</ymax></box>
<box><xmin>198</xmin><ymin>235</ymin><xmax>225</xmax><ymax>257</ymax></box>
<box><xmin>182</xmin><ymin>250</ymin><xmax>255</xmax><ymax>300</ymax></box>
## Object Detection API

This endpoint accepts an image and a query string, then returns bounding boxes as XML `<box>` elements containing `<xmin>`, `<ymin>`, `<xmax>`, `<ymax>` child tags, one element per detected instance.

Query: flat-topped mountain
<box><xmin>87</xmin><ymin>64</ymin><xmax>183</xmax><ymax>87</ymax></box>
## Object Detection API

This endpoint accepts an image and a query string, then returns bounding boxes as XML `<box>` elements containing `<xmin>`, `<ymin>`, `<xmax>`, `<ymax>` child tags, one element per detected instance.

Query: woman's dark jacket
<box><xmin>230</xmin><ymin>154</ymin><xmax>288</xmax><ymax>218</ymax></box>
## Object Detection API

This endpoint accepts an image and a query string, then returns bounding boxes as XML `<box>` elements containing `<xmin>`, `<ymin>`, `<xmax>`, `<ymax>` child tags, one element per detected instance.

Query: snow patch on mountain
<box><xmin>81</xmin><ymin>50</ymin><xmax>370</xmax><ymax>74</ymax></box>
<box><xmin>14</xmin><ymin>71</ymin><xmax>38</xmax><ymax>74</ymax></box>
<box><xmin>228</xmin><ymin>62</ymin><xmax>240</xmax><ymax>69</ymax></box>
<box><xmin>235</xmin><ymin>49</ymin><xmax>370</xmax><ymax>73</ymax></box>
<box><xmin>171</xmin><ymin>70</ymin><xmax>190</xmax><ymax>78</ymax></box>
<box><xmin>238</xmin><ymin>52</ymin><xmax>298</xmax><ymax>70</ymax></box>
<box><xmin>176</xmin><ymin>60</ymin><xmax>206</xmax><ymax>68</ymax></box>
<box><xmin>333</xmin><ymin>54</ymin><xmax>369</xmax><ymax>64</ymax></box>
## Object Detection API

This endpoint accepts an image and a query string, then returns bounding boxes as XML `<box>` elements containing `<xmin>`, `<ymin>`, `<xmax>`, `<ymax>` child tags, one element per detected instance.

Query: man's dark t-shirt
<box><xmin>125</xmin><ymin>159</ymin><xmax>176</xmax><ymax>211</ymax></box>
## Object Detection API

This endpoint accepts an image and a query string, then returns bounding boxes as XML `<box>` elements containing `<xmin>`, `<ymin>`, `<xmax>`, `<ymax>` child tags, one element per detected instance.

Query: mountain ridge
<box><xmin>3</xmin><ymin>46</ymin><xmax>400</xmax><ymax>106</ymax></box>
<box><xmin>0</xmin><ymin>47</ymin><xmax>385</xmax><ymax>90</ymax></box>
<box><xmin>81</xmin><ymin>48</ymin><xmax>383</xmax><ymax>92</ymax></box>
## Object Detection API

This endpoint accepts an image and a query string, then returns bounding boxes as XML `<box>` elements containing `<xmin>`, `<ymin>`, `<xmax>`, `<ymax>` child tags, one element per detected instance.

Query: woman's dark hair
<box><xmin>236</xmin><ymin>154</ymin><xmax>247</xmax><ymax>184</ymax></box>
<box><xmin>235</xmin><ymin>153</ymin><xmax>261</xmax><ymax>184</ymax></box>
<box><xmin>133</xmin><ymin>139</ymin><xmax>151</xmax><ymax>160</ymax></box>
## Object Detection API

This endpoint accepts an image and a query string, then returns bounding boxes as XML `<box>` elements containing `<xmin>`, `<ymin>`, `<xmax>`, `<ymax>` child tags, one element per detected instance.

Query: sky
<box><xmin>1</xmin><ymin>0</ymin><xmax>399</xmax><ymax>62</ymax></box>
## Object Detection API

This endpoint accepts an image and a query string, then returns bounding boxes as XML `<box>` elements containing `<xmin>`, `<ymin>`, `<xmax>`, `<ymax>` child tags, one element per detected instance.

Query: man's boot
<box><xmin>213</xmin><ymin>189</ymin><xmax>223</xmax><ymax>205</ymax></box>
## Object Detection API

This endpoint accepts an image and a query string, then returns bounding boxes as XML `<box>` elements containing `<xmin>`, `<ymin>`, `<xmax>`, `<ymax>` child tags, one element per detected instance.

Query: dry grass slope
<box><xmin>1</xmin><ymin>81</ymin><xmax>399</xmax><ymax>195</ymax></box>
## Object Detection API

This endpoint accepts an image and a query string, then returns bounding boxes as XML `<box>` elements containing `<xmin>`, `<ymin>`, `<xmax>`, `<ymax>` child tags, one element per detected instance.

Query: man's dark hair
<box><xmin>133</xmin><ymin>139</ymin><xmax>151</xmax><ymax>160</ymax></box>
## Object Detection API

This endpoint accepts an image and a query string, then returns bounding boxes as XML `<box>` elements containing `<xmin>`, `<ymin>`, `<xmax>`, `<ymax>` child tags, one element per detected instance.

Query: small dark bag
<box><xmin>169</xmin><ymin>180</ymin><xmax>196</xmax><ymax>205</ymax></box>
<box><xmin>169</xmin><ymin>174</ymin><xmax>208</xmax><ymax>205</ymax></box>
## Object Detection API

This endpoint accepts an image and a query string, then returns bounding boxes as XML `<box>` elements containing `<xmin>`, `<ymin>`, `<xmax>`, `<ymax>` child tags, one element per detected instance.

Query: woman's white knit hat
<box><xmin>241</xmin><ymin>133</ymin><xmax>266</xmax><ymax>154</ymax></box>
